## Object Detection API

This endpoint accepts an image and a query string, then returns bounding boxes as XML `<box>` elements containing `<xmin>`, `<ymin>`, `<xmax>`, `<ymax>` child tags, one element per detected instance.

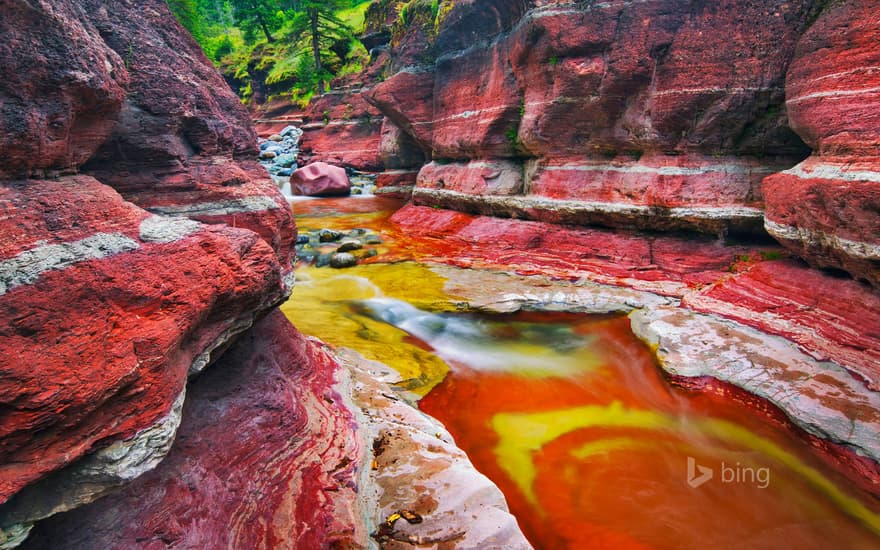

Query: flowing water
<box><xmin>282</xmin><ymin>197</ymin><xmax>880</xmax><ymax>549</ymax></box>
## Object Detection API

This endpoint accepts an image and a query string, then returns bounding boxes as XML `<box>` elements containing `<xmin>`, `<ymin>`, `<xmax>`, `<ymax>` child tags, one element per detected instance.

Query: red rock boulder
<box><xmin>763</xmin><ymin>0</ymin><xmax>880</xmax><ymax>287</ymax></box>
<box><xmin>21</xmin><ymin>311</ymin><xmax>364</xmax><ymax>549</ymax></box>
<box><xmin>291</xmin><ymin>162</ymin><xmax>351</xmax><ymax>197</ymax></box>
<box><xmin>0</xmin><ymin>177</ymin><xmax>288</xmax><ymax>534</ymax></box>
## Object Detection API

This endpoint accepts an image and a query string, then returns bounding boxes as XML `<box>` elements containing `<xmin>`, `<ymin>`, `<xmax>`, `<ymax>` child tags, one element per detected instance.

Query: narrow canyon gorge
<box><xmin>1</xmin><ymin>0</ymin><xmax>878</xmax><ymax>548</ymax></box>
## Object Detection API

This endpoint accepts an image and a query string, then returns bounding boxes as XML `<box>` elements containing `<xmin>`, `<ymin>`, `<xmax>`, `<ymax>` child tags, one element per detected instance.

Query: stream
<box><xmin>281</xmin><ymin>196</ymin><xmax>880</xmax><ymax>549</ymax></box>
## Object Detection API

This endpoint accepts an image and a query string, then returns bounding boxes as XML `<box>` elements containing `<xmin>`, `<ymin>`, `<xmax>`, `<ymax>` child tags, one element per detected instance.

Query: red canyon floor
<box><xmin>287</xmin><ymin>196</ymin><xmax>880</xmax><ymax>549</ymax></box>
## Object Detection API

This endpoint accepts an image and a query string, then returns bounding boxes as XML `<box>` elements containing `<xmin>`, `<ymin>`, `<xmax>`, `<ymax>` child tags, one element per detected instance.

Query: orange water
<box><xmin>289</xmin><ymin>197</ymin><xmax>880</xmax><ymax>549</ymax></box>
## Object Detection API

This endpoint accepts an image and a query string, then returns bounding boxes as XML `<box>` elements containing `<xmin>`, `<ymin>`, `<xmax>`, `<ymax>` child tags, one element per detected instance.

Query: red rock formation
<box><xmin>763</xmin><ymin>0</ymin><xmax>880</xmax><ymax>286</ymax></box>
<box><xmin>370</xmin><ymin>0</ymin><xmax>821</xmax><ymax>235</ymax></box>
<box><xmin>297</xmin><ymin>87</ymin><xmax>386</xmax><ymax>171</ymax></box>
<box><xmin>684</xmin><ymin>259</ymin><xmax>880</xmax><ymax>390</ymax></box>
<box><xmin>0</xmin><ymin>0</ymin><xmax>126</xmax><ymax>178</ymax></box>
<box><xmin>291</xmin><ymin>162</ymin><xmax>351</xmax><ymax>197</ymax></box>
<box><xmin>76</xmin><ymin>0</ymin><xmax>294</xmax><ymax>269</ymax></box>
<box><xmin>389</xmin><ymin>203</ymin><xmax>880</xmax><ymax>391</ymax></box>
<box><xmin>0</xmin><ymin>177</ymin><xmax>287</xmax><ymax>526</ymax></box>
<box><xmin>21</xmin><ymin>311</ymin><xmax>364</xmax><ymax>549</ymax></box>
<box><xmin>0</xmin><ymin>0</ymin><xmax>295</xmax><ymax>540</ymax></box>
<box><xmin>20</xmin><ymin>312</ymin><xmax>533</xmax><ymax>549</ymax></box>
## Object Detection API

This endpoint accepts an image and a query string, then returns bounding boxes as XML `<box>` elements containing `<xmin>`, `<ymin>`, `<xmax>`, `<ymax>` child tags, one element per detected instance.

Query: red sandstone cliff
<box><xmin>321</xmin><ymin>0</ymin><xmax>872</xmax><ymax>286</ymax></box>
<box><xmin>0</xmin><ymin>1</ymin><xmax>530</xmax><ymax>547</ymax></box>
<box><xmin>763</xmin><ymin>0</ymin><xmax>880</xmax><ymax>287</ymax></box>
<box><xmin>0</xmin><ymin>0</ymin><xmax>294</xmax><ymax>541</ymax></box>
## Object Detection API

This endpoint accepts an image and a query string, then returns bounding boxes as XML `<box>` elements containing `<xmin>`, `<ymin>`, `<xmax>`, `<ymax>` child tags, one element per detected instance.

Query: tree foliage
<box><xmin>167</xmin><ymin>0</ymin><xmax>371</xmax><ymax>104</ymax></box>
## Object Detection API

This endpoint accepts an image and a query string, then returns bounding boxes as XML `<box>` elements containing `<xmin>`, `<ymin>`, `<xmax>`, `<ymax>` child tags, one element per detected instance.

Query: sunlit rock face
<box><xmin>763</xmin><ymin>0</ymin><xmax>880</xmax><ymax>287</ymax></box>
<box><xmin>370</xmin><ymin>0</ymin><xmax>820</xmax><ymax>235</ymax></box>
<box><xmin>0</xmin><ymin>0</ymin><xmax>294</xmax><ymax>540</ymax></box>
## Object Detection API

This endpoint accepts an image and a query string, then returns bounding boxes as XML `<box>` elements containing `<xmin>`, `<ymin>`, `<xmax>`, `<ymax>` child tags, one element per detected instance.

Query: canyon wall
<box><xmin>369</xmin><ymin>0</ymin><xmax>818</xmax><ymax>236</ymax></box>
<box><xmin>763</xmin><ymin>0</ymin><xmax>880</xmax><ymax>287</ymax></box>
<box><xmin>0</xmin><ymin>1</ymin><xmax>530</xmax><ymax>547</ymax></box>
<box><xmin>348</xmin><ymin>0</ymin><xmax>876</xmax><ymax>285</ymax></box>
<box><xmin>0</xmin><ymin>0</ymin><xmax>294</xmax><ymax>542</ymax></box>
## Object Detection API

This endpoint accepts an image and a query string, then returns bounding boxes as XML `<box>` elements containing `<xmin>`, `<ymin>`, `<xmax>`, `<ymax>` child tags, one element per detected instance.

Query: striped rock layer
<box><xmin>367</xmin><ymin>0</ymin><xmax>820</xmax><ymax>235</ymax></box>
<box><xmin>0</xmin><ymin>0</ymin><xmax>295</xmax><ymax>541</ymax></box>
<box><xmin>353</xmin><ymin>0</ymin><xmax>877</xmax><ymax>286</ymax></box>
<box><xmin>0</xmin><ymin>177</ymin><xmax>289</xmax><ymax>533</ymax></box>
<box><xmin>20</xmin><ymin>312</ymin><xmax>531</xmax><ymax>549</ymax></box>
<box><xmin>763</xmin><ymin>0</ymin><xmax>880</xmax><ymax>286</ymax></box>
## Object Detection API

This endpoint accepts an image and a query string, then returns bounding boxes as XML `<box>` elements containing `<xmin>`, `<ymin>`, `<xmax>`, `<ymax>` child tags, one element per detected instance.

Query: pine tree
<box><xmin>229</xmin><ymin>0</ymin><xmax>282</xmax><ymax>43</ymax></box>
<box><xmin>286</xmin><ymin>0</ymin><xmax>354</xmax><ymax>94</ymax></box>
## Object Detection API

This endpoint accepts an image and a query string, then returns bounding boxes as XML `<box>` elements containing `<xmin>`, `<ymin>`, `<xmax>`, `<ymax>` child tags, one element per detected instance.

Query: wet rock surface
<box><xmin>296</xmin><ymin>226</ymin><xmax>384</xmax><ymax>269</ymax></box>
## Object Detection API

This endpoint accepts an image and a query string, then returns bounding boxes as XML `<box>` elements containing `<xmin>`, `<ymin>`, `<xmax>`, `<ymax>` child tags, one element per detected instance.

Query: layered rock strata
<box><xmin>368</xmin><ymin>0</ymin><xmax>818</xmax><ymax>235</ymax></box>
<box><xmin>22</xmin><ymin>312</ymin><xmax>531</xmax><ymax>549</ymax></box>
<box><xmin>0</xmin><ymin>177</ymin><xmax>288</xmax><ymax>537</ymax></box>
<box><xmin>389</xmin><ymin>205</ymin><xmax>880</xmax><ymax>440</ymax></box>
<box><xmin>762</xmin><ymin>0</ymin><xmax>880</xmax><ymax>286</ymax></box>
<box><xmin>0</xmin><ymin>0</ymin><xmax>295</xmax><ymax>540</ymax></box>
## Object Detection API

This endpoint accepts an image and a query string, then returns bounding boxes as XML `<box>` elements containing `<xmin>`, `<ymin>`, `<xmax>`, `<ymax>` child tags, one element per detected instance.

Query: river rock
<box><xmin>291</xmin><ymin>162</ymin><xmax>351</xmax><ymax>197</ymax></box>
<box><xmin>259</xmin><ymin>150</ymin><xmax>277</xmax><ymax>160</ymax></box>
<box><xmin>329</xmin><ymin>252</ymin><xmax>358</xmax><ymax>269</ymax></box>
<box><xmin>337</xmin><ymin>240</ymin><xmax>363</xmax><ymax>253</ymax></box>
<box><xmin>318</xmin><ymin>228</ymin><xmax>344</xmax><ymax>242</ymax></box>
<box><xmin>280</xmin><ymin>125</ymin><xmax>301</xmax><ymax>138</ymax></box>
<box><xmin>273</xmin><ymin>153</ymin><xmax>297</xmax><ymax>168</ymax></box>
<box><xmin>268</xmin><ymin>133</ymin><xmax>283</xmax><ymax>141</ymax></box>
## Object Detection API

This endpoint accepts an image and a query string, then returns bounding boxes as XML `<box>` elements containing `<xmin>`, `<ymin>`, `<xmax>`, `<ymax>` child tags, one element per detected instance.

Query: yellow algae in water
<box><xmin>281</xmin><ymin>262</ymin><xmax>460</xmax><ymax>395</ymax></box>
<box><xmin>492</xmin><ymin>402</ymin><xmax>674</xmax><ymax>506</ymax></box>
<box><xmin>491</xmin><ymin>403</ymin><xmax>880</xmax><ymax>534</ymax></box>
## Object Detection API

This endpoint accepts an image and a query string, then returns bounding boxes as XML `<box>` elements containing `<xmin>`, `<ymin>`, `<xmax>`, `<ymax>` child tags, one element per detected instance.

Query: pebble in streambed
<box><xmin>295</xmin><ymin>227</ymin><xmax>383</xmax><ymax>269</ymax></box>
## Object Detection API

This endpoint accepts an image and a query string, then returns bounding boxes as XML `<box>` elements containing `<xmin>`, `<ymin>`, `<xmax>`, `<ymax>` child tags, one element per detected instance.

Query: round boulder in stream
<box><xmin>291</xmin><ymin>162</ymin><xmax>351</xmax><ymax>197</ymax></box>
<box><xmin>330</xmin><ymin>252</ymin><xmax>357</xmax><ymax>269</ymax></box>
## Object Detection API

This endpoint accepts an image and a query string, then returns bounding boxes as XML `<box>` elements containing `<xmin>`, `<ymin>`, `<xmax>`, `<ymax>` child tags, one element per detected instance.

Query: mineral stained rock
<box><xmin>0</xmin><ymin>0</ymin><xmax>294</xmax><ymax>537</ymax></box>
<box><xmin>763</xmin><ymin>0</ymin><xmax>880</xmax><ymax>286</ymax></box>
<box><xmin>22</xmin><ymin>312</ymin><xmax>532</xmax><ymax>550</ymax></box>
<box><xmin>0</xmin><ymin>177</ymin><xmax>288</xmax><ymax>529</ymax></box>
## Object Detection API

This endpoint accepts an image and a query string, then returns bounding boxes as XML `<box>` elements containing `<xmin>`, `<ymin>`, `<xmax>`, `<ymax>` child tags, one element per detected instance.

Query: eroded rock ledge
<box><xmin>0</xmin><ymin>0</ymin><xmax>295</xmax><ymax>541</ymax></box>
<box><xmin>20</xmin><ymin>311</ymin><xmax>530</xmax><ymax>550</ymax></box>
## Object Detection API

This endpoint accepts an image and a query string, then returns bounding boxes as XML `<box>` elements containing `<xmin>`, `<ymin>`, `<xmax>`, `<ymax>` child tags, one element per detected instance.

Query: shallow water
<box><xmin>283</xmin><ymin>197</ymin><xmax>880</xmax><ymax>549</ymax></box>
